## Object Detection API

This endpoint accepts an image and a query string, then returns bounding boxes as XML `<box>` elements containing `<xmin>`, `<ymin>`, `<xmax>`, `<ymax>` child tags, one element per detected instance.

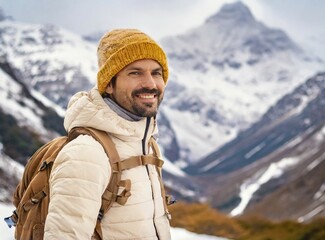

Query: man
<box><xmin>44</xmin><ymin>29</ymin><xmax>171</xmax><ymax>239</ymax></box>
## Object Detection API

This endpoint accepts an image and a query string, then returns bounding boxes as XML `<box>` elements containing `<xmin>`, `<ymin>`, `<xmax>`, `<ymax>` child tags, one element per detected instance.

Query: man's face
<box><xmin>105</xmin><ymin>59</ymin><xmax>165</xmax><ymax>117</ymax></box>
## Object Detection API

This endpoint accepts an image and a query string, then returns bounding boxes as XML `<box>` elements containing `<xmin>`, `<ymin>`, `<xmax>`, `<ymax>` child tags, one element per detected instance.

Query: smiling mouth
<box><xmin>133</xmin><ymin>88</ymin><xmax>160</xmax><ymax>102</ymax></box>
<box><xmin>137</xmin><ymin>94</ymin><xmax>156</xmax><ymax>99</ymax></box>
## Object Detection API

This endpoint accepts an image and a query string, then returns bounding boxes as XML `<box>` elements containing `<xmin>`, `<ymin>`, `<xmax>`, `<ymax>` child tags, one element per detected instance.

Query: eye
<box><xmin>152</xmin><ymin>71</ymin><xmax>163</xmax><ymax>77</ymax></box>
<box><xmin>129</xmin><ymin>71</ymin><xmax>141</xmax><ymax>76</ymax></box>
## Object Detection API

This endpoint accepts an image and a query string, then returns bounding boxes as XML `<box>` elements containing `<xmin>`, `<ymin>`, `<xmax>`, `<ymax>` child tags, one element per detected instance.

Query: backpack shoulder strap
<box><xmin>68</xmin><ymin>127</ymin><xmax>122</xmax><ymax>240</ymax></box>
<box><xmin>68</xmin><ymin>127</ymin><xmax>120</xmax><ymax>164</ymax></box>
<box><xmin>149</xmin><ymin>137</ymin><xmax>173</xmax><ymax>218</ymax></box>
<box><xmin>149</xmin><ymin>137</ymin><xmax>161</xmax><ymax>158</ymax></box>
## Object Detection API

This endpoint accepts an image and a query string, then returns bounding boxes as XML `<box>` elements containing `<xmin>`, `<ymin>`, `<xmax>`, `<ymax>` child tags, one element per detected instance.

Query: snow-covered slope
<box><xmin>0</xmin><ymin>66</ymin><xmax>59</xmax><ymax>139</ymax></box>
<box><xmin>0</xmin><ymin>144</ymin><xmax>23</xmax><ymax>202</ymax></box>
<box><xmin>189</xmin><ymin>72</ymin><xmax>325</xmax><ymax>221</ymax></box>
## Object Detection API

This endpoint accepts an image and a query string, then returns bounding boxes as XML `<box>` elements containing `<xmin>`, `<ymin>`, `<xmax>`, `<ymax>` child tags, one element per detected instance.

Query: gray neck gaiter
<box><xmin>103</xmin><ymin>97</ymin><xmax>143</xmax><ymax>122</ymax></box>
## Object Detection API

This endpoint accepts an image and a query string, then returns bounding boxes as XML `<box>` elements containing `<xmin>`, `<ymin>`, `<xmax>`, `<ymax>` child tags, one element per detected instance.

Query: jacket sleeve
<box><xmin>44</xmin><ymin>135</ymin><xmax>110</xmax><ymax>239</ymax></box>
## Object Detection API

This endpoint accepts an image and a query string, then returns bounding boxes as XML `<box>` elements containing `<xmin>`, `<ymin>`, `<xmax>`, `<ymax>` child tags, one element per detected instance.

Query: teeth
<box><xmin>139</xmin><ymin>95</ymin><xmax>154</xmax><ymax>99</ymax></box>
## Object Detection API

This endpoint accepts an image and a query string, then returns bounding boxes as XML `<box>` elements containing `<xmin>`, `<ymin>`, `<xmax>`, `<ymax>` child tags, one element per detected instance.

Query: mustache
<box><xmin>132</xmin><ymin>88</ymin><xmax>160</xmax><ymax>96</ymax></box>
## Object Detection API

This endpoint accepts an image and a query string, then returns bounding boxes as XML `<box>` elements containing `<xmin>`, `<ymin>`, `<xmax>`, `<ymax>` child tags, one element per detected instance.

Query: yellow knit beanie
<box><xmin>97</xmin><ymin>29</ymin><xmax>169</xmax><ymax>94</ymax></box>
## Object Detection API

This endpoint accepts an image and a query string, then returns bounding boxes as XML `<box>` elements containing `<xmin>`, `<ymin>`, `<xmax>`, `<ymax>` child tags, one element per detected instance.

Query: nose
<box><xmin>142</xmin><ymin>71</ymin><xmax>157</xmax><ymax>89</ymax></box>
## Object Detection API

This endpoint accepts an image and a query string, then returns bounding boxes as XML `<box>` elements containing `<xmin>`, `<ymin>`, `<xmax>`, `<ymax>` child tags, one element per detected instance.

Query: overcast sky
<box><xmin>0</xmin><ymin>0</ymin><xmax>324</xmax><ymax>51</ymax></box>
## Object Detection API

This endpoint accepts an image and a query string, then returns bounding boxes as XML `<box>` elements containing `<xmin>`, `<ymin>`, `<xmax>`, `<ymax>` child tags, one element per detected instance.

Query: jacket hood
<box><xmin>64</xmin><ymin>88</ymin><xmax>157</xmax><ymax>140</ymax></box>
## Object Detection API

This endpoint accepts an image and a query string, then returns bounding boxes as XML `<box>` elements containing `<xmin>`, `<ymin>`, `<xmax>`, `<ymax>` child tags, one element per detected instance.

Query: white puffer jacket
<box><xmin>44</xmin><ymin>88</ymin><xmax>171</xmax><ymax>240</ymax></box>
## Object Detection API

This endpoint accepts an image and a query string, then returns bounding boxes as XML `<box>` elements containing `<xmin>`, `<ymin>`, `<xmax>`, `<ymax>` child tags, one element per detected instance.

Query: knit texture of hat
<box><xmin>97</xmin><ymin>29</ymin><xmax>169</xmax><ymax>94</ymax></box>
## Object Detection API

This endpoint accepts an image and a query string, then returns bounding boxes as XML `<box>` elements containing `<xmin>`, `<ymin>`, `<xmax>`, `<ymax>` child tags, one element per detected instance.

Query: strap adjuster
<box><xmin>97</xmin><ymin>209</ymin><xmax>104</xmax><ymax>221</ymax></box>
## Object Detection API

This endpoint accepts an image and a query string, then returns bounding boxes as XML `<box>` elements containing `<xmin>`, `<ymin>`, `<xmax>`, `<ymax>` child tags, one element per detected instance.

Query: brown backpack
<box><xmin>5</xmin><ymin>127</ymin><xmax>169</xmax><ymax>240</ymax></box>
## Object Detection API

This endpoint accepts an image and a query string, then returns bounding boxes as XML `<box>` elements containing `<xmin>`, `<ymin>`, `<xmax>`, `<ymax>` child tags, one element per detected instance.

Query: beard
<box><xmin>131</xmin><ymin>88</ymin><xmax>164</xmax><ymax>117</ymax></box>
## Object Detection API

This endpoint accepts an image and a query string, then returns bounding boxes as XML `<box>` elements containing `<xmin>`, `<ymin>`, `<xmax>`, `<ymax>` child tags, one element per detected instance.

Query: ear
<box><xmin>105</xmin><ymin>82</ymin><xmax>113</xmax><ymax>94</ymax></box>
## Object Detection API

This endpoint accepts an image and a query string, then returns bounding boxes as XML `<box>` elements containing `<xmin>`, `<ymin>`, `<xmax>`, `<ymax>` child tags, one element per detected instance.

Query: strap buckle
<box><xmin>4</xmin><ymin>216</ymin><xmax>16</xmax><ymax>228</ymax></box>
<box><xmin>166</xmin><ymin>195</ymin><xmax>176</xmax><ymax>205</ymax></box>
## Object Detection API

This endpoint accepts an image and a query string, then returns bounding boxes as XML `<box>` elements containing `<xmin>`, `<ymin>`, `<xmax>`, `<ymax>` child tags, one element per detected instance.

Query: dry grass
<box><xmin>168</xmin><ymin>201</ymin><xmax>325</xmax><ymax>240</ymax></box>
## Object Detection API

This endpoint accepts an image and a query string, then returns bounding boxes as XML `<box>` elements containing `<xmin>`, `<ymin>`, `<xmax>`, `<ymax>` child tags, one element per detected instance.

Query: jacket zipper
<box><xmin>142</xmin><ymin>118</ymin><xmax>152</xmax><ymax>193</ymax></box>
<box><xmin>142</xmin><ymin>117</ymin><xmax>160</xmax><ymax>239</ymax></box>
<box><xmin>142</xmin><ymin>117</ymin><xmax>151</xmax><ymax>155</ymax></box>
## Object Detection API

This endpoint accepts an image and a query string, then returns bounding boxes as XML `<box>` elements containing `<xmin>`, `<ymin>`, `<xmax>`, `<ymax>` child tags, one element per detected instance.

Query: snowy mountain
<box><xmin>0</xmin><ymin>18</ymin><xmax>97</xmax><ymax>107</ymax></box>
<box><xmin>159</xmin><ymin>1</ymin><xmax>324</xmax><ymax>164</ymax></box>
<box><xmin>1</xmin><ymin>2</ymin><xmax>323</xmax><ymax>166</ymax></box>
<box><xmin>0</xmin><ymin>54</ymin><xmax>67</xmax><ymax>201</ymax></box>
<box><xmin>187</xmin><ymin>72</ymin><xmax>325</xmax><ymax>221</ymax></box>
<box><xmin>0</xmin><ymin>59</ymin><xmax>65</xmax><ymax>159</ymax></box>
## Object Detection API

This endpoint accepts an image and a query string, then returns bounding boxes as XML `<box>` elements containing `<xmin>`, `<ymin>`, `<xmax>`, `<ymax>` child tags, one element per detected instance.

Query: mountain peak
<box><xmin>206</xmin><ymin>1</ymin><xmax>255</xmax><ymax>25</ymax></box>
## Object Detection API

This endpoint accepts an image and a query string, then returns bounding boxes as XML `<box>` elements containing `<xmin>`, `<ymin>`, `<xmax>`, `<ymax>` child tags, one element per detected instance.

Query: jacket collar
<box><xmin>64</xmin><ymin>88</ymin><xmax>158</xmax><ymax>142</ymax></box>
